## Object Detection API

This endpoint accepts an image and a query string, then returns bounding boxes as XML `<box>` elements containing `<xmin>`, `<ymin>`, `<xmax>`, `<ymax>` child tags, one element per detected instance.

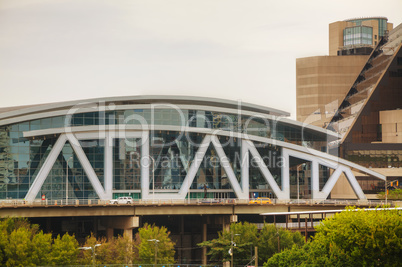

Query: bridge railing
<box><xmin>255</xmin><ymin>221</ymin><xmax>323</xmax><ymax>230</ymax></box>
<box><xmin>0</xmin><ymin>198</ymin><xmax>396</xmax><ymax>207</ymax></box>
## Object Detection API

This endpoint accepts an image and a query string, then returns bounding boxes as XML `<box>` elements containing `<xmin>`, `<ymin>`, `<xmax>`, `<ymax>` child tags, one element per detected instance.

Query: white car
<box><xmin>109</xmin><ymin>197</ymin><xmax>134</xmax><ymax>204</ymax></box>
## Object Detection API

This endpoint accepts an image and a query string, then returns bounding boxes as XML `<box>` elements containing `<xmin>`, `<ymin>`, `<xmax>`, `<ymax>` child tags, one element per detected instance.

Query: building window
<box><xmin>343</xmin><ymin>26</ymin><xmax>373</xmax><ymax>47</ymax></box>
<box><xmin>397</xmin><ymin>57</ymin><xmax>402</xmax><ymax>66</ymax></box>
<box><xmin>375</xmin><ymin>35</ymin><xmax>377</xmax><ymax>39</ymax></box>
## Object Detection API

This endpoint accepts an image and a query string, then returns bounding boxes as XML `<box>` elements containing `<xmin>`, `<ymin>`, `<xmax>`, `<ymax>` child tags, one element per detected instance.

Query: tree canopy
<box><xmin>378</xmin><ymin>188</ymin><xmax>402</xmax><ymax>200</ymax></box>
<box><xmin>135</xmin><ymin>223</ymin><xmax>176</xmax><ymax>264</ymax></box>
<box><xmin>0</xmin><ymin>218</ymin><xmax>177</xmax><ymax>266</ymax></box>
<box><xmin>265</xmin><ymin>207</ymin><xmax>402</xmax><ymax>267</ymax></box>
<box><xmin>198</xmin><ymin>222</ymin><xmax>304</xmax><ymax>266</ymax></box>
<box><xmin>0</xmin><ymin>217</ymin><xmax>78</xmax><ymax>266</ymax></box>
<box><xmin>78</xmin><ymin>233</ymin><xmax>135</xmax><ymax>265</ymax></box>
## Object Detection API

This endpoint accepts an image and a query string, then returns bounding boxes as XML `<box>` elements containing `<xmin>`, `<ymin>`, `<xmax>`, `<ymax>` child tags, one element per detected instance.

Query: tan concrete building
<box><xmin>380</xmin><ymin>110</ymin><xmax>402</xmax><ymax>143</ymax></box>
<box><xmin>297</xmin><ymin>17</ymin><xmax>394</xmax><ymax>128</ymax></box>
<box><xmin>296</xmin><ymin>55</ymin><xmax>368</xmax><ymax>127</ymax></box>
<box><xmin>296</xmin><ymin>17</ymin><xmax>402</xmax><ymax>199</ymax></box>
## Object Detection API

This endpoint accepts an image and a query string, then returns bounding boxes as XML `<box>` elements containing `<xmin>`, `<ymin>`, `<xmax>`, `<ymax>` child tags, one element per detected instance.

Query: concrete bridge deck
<box><xmin>0</xmin><ymin>198</ymin><xmax>391</xmax><ymax>218</ymax></box>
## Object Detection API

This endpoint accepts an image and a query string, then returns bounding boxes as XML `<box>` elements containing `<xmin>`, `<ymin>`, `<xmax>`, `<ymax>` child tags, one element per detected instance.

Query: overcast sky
<box><xmin>0</xmin><ymin>0</ymin><xmax>401</xmax><ymax>118</ymax></box>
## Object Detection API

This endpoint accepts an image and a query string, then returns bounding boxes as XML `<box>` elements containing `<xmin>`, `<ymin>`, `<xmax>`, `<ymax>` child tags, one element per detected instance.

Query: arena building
<box><xmin>0</xmin><ymin>95</ymin><xmax>384</xmax><ymax>203</ymax></box>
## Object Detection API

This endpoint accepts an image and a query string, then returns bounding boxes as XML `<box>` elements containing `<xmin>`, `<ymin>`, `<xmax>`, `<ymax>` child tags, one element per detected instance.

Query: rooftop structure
<box><xmin>329</xmin><ymin>16</ymin><xmax>393</xmax><ymax>56</ymax></box>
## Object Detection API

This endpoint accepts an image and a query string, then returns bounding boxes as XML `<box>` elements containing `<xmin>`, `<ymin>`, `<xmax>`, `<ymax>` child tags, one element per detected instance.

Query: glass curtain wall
<box><xmin>249</xmin><ymin>142</ymin><xmax>282</xmax><ymax>199</ymax></box>
<box><xmin>0</xmin><ymin>106</ymin><xmax>333</xmax><ymax>200</ymax></box>
<box><xmin>344</xmin><ymin>26</ymin><xmax>373</xmax><ymax>46</ymax></box>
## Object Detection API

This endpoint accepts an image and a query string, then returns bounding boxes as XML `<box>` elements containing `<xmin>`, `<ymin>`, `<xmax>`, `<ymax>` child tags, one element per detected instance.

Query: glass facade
<box><xmin>148</xmin><ymin>132</ymin><xmax>240</xmax><ymax>198</ymax></box>
<box><xmin>1</xmin><ymin>108</ymin><xmax>330</xmax><ymax>148</ymax></box>
<box><xmin>345</xmin><ymin>149</ymin><xmax>402</xmax><ymax>168</ymax></box>
<box><xmin>113</xmin><ymin>138</ymin><xmax>141</xmax><ymax>191</ymax></box>
<box><xmin>344</xmin><ymin>26</ymin><xmax>373</xmax><ymax>46</ymax></box>
<box><xmin>343</xmin><ymin>18</ymin><xmax>389</xmax><ymax>48</ymax></box>
<box><xmin>347</xmin><ymin>18</ymin><xmax>388</xmax><ymax>37</ymax></box>
<box><xmin>0</xmin><ymin>105</ymin><xmax>335</xmax><ymax>201</ymax></box>
<box><xmin>38</xmin><ymin>140</ymin><xmax>101</xmax><ymax>200</ymax></box>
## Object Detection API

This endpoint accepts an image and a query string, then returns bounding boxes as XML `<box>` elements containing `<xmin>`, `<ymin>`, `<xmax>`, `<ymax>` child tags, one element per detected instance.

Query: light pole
<box><xmin>276</xmin><ymin>230</ymin><xmax>280</xmax><ymax>253</ymax></box>
<box><xmin>385</xmin><ymin>179</ymin><xmax>399</xmax><ymax>205</ymax></box>
<box><xmin>148</xmin><ymin>239</ymin><xmax>159</xmax><ymax>267</ymax></box>
<box><xmin>79</xmin><ymin>244</ymin><xmax>101</xmax><ymax>267</ymax></box>
<box><xmin>66</xmin><ymin>156</ymin><xmax>73</xmax><ymax>204</ymax></box>
<box><xmin>385</xmin><ymin>177</ymin><xmax>388</xmax><ymax>205</ymax></box>
<box><xmin>230</xmin><ymin>231</ymin><xmax>240</xmax><ymax>267</ymax></box>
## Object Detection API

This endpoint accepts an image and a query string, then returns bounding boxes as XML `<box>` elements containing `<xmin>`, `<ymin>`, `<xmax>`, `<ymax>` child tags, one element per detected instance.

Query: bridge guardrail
<box><xmin>0</xmin><ymin>198</ymin><xmax>396</xmax><ymax>208</ymax></box>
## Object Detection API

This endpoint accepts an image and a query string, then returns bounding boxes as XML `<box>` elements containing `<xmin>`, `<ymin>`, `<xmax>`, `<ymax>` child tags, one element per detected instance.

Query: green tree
<box><xmin>265</xmin><ymin>207</ymin><xmax>402</xmax><ymax>266</ymax></box>
<box><xmin>0</xmin><ymin>217</ymin><xmax>53</xmax><ymax>267</ymax></box>
<box><xmin>91</xmin><ymin>236</ymin><xmax>117</xmax><ymax>264</ymax></box>
<box><xmin>198</xmin><ymin>222</ymin><xmax>257</xmax><ymax>266</ymax></box>
<box><xmin>378</xmin><ymin>188</ymin><xmax>402</xmax><ymax>200</ymax></box>
<box><xmin>30</xmin><ymin>231</ymin><xmax>53</xmax><ymax>265</ymax></box>
<box><xmin>78</xmin><ymin>234</ymin><xmax>100</xmax><ymax>265</ymax></box>
<box><xmin>0</xmin><ymin>221</ymin><xmax>7</xmax><ymax>264</ymax></box>
<box><xmin>115</xmin><ymin>233</ymin><xmax>136</xmax><ymax>264</ymax></box>
<box><xmin>50</xmin><ymin>233</ymin><xmax>79</xmax><ymax>265</ymax></box>
<box><xmin>0</xmin><ymin>218</ymin><xmax>80</xmax><ymax>266</ymax></box>
<box><xmin>258</xmin><ymin>224</ymin><xmax>304</xmax><ymax>263</ymax></box>
<box><xmin>261</xmin><ymin>244</ymin><xmax>309</xmax><ymax>267</ymax></box>
<box><xmin>135</xmin><ymin>223</ymin><xmax>175</xmax><ymax>264</ymax></box>
<box><xmin>79</xmin><ymin>233</ymin><xmax>135</xmax><ymax>265</ymax></box>
<box><xmin>4</xmin><ymin>227</ymin><xmax>32</xmax><ymax>267</ymax></box>
<box><xmin>199</xmin><ymin>222</ymin><xmax>303</xmax><ymax>266</ymax></box>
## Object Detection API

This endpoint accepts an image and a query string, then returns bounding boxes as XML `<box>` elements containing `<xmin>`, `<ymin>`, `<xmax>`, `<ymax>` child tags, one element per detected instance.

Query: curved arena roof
<box><xmin>0</xmin><ymin>95</ymin><xmax>339</xmax><ymax>140</ymax></box>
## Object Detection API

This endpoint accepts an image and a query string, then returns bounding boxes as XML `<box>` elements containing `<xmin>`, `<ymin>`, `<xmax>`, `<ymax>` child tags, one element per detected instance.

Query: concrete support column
<box><xmin>202</xmin><ymin>222</ymin><xmax>207</xmax><ymax>265</ymax></box>
<box><xmin>93</xmin><ymin>217</ymin><xmax>98</xmax><ymax>237</ymax></box>
<box><xmin>222</xmin><ymin>216</ymin><xmax>230</xmax><ymax>231</ymax></box>
<box><xmin>179</xmin><ymin>215</ymin><xmax>184</xmax><ymax>263</ymax></box>
<box><xmin>106</xmin><ymin>228</ymin><xmax>114</xmax><ymax>241</ymax></box>
<box><xmin>124</xmin><ymin>228</ymin><xmax>133</xmax><ymax>241</ymax></box>
<box><xmin>46</xmin><ymin>218</ymin><xmax>51</xmax><ymax>233</ymax></box>
<box><xmin>220</xmin><ymin>214</ymin><xmax>237</xmax><ymax>232</ymax></box>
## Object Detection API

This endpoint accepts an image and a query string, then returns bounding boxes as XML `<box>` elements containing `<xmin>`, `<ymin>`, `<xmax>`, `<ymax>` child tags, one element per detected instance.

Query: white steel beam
<box><xmin>211</xmin><ymin>135</ymin><xmax>248</xmax><ymax>199</ymax></box>
<box><xmin>23</xmin><ymin>125</ymin><xmax>385</xmax><ymax>180</ymax></box>
<box><xmin>104</xmin><ymin>132</ymin><xmax>113</xmax><ymax>199</ymax></box>
<box><xmin>245</xmin><ymin>140</ymin><xmax>287</xmax><ymax>199</ymax></box>
<box><xmin>283</xmin><ymin>148</ymin><xmax>366</xmax><ymax>200</ymax></box>
<box><xmin>67</xmin><ymin>134</ymin><xmax>108</xmax><ymax>199</ymax></box>
<box><xmin>241</xmin><ymin>140</ymin><xmax>249</xmax><ymax>195</ymax></box>
<box><xmin>25</xmin><ymin>135</ymin><xmax>67</xmax><ymax>201</ymax></box>
<box><xmin>142</xmin><ymin>134</ymin><xmax>212</xmax><ymax>200</ymax></box>
<box><xmin>140</xmin><ymin>131</ymin><xmax>150</xmax><ymax>199</ymax></box>
<box><xmin>317</xmin><ymin>167</ymin><xmax>344</xmax><ymax>199</ymax></box>
<box><xmin>311</xmin><ymin>160</ymin><xmax>320</xmax><ymax>199</ymax></box>
<box><xmin>343</xmin><ymin>167</ymin><xmax>367</xmax><ymax>200</ymax></box>
<box><xmin>177</xmin><ymin>135</ymin><xmax>211</xmax><ymax>198</ymax></box>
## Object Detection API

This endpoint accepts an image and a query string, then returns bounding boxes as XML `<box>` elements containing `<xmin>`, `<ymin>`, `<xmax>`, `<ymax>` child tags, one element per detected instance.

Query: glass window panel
<box><xmin>18</xmin><ymin>123</ymin><xmax>29</xmax><ymax>131</ymax></box>
<box><xmin>52</xmin><ymin>116</ymin><xmax>64</xmax><ymax>128</ymax></box>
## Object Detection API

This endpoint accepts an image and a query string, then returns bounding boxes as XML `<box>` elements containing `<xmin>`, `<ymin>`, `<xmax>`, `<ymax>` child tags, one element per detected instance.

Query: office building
<box><xmin>296</xmin><ymin>17</ymin><xmax>402</xmax><ymax>198</ymax></box>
